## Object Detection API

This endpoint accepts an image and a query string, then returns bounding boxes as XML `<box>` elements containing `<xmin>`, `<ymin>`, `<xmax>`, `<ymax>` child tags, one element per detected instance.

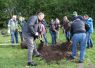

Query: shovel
<box><xmin>37</xmin><ymin>35</ymin><xmax>44</xmax><ymax>51</ymax></box>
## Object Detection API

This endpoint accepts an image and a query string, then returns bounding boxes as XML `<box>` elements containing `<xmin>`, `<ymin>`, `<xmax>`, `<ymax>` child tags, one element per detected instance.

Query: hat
<box><xmin>73</xmin><ymin>11</ymin><xmax>78</xmax><ymax>16</ymax></box>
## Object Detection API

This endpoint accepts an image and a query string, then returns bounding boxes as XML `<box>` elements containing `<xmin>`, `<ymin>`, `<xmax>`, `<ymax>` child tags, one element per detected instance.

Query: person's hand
<box><xmin>55</xmin><ymin>30</ymin><xmax>58</xmax><ymax>33</ymax></box>
<box><xmin>35</xmin><ymin>32</ymin><xmax>39</xmax><ymax>36</ymax></box>
<box><xmin>34</xmin><ymin>32</ymin><xmax>39</xmax><ymax>40</ymax></box>
<box><xmin>8</xmin><ymin>29</ymin><xmax>10</xmax><ymax>34</ymax></box>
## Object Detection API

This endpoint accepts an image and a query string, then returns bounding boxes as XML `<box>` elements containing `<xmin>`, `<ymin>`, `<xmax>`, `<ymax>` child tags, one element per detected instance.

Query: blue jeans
<box><xmin>11</xmin><ymin>30</ymin><xmax>18</xmax><ymax>43</ymax></box>
<box><xmin>86</xmin><ymin>32</ymin><xmax>93</xmax><ymax>47</ymax></box>
<box><xmin>71</xmin><ymin>33</ymin><xmax>86</xmax><ymax>61</ymax></box>
<box><xmin>65</xmin><ymin>31</ymin><xmax>71</xmax><ymax>41</ymax></box>
<box><xmin>50</xmin><ymin>31</ymin><xmax>57</xmax><ymax>46</ymax></box>
<box><xmin>43</xmin><ymin>33</ymin><xmax>48</xmax><ymax>46</ymax></box>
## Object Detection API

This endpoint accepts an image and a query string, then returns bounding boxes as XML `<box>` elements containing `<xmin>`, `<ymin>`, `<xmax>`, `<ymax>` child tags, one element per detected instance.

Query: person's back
<box><xmin>69</xmin><ymin>18</ymin><xmax>87</xmax><ymax>63</ymax></box>
<box><xmin>71</xmin><ymin>19</ymin><xmax>86</xmax><ymax>35</ymax></box>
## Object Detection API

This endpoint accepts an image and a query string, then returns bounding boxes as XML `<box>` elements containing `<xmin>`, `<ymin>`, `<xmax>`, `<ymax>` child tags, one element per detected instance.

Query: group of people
<box><xmin>63</xmin><ymin>11</ymin><xmax>94</xmax><ymax>63</ymax></box>
<box><xmin>7</xmin><ymin>11</ymin><xmax>94</xmax><ymax>66</ymax></box>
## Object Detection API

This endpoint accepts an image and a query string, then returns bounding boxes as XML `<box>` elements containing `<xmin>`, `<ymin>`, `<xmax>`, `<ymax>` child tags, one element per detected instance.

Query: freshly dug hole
<box><xmin>38</xmin><ymin>41</ymin><xmax>72</xmax><ymax>63</ymax></box>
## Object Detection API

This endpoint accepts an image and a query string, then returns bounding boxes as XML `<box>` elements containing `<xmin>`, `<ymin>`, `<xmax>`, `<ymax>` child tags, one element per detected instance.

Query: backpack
<box><xmin>85</xmin><ymin>24</ymin><xmax>90</xmax><ymax>32</ymax></box>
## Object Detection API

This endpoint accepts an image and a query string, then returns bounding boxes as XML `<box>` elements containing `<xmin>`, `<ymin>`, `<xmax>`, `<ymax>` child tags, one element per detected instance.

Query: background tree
<box><xmin>0</xmin><ymin>0</ymin><xmax>95</xmax><ymax>27</ymax></box>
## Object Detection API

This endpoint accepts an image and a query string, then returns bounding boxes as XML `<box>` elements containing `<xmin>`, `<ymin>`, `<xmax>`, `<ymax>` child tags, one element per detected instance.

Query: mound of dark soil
<box><xmin>38</xmin><ymin>41</ymin><xmax>72</xmax><ymax>63</ymax></box>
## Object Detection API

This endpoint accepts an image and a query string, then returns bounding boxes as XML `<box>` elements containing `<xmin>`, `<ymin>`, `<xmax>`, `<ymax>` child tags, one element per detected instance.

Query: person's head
<box><xmin>83</xmin><ymin>14</ymin><xmax>89</xmax><ymax>20</ymax></box>
<box><xmin>37</xmin><ymin>12</ymin><xmax>45</xmax><ymax>21</ymax></box>
<box><xmin>55</xmin><ymin>18</ymin><xmax>60</xmax><ymax>24</ymax></box>
<box><xmin>63</xmin><ymin>16</ymin><xmax>68</xmax><ymax>20</ymax></box>
<box><xmin>73</xmin><ymin>11</ymin><xmax>78</xmax><ymax>16</ymax></box>
<box><xmin>63</xmin><ymin>16</ymin><xmax>69</xmax><ymax>22</ymax></box>
<box><xmin>51</xmin><ymin>19</ymin><xmax>54</xmax><ymax>22</ymax></box>
<box><xmin>19</xmin><ymin>16</ymin><xmax>25</xmax><ymax>22</ymax></box>
<box><xmin>12</xmin><ymin>15</ymin><xmax>17</xmax><ymax>20</ymax></box>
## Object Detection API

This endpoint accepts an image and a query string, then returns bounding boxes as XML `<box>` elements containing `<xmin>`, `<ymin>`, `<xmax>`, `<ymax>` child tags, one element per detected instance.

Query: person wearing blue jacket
<box><xmin>84</xmin><ymin>14</ymin><xmax>94</xmax><ymax>48</ymax></box>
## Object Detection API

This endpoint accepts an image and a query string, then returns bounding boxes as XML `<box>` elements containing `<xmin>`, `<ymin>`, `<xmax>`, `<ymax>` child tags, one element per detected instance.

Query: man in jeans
<box><xmin>22</xmin><ymin>12</ymin><xmax>45</xmax><ymax>66</ymax></box>
<box><xmin>8</xmin><ymin>15</ymin><xmax>18</xmax><ymax>44</ymax></box>
<box><xmin>69</xmin><ymin>18</ymin><xmax>86</xmax><ymax>63</ymax></box>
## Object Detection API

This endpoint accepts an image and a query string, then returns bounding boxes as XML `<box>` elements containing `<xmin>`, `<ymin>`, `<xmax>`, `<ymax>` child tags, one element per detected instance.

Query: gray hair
<box><xmin>38</xmin><ymin>12</ymin><xmax>45</xmax><ymax>16</ymax></box>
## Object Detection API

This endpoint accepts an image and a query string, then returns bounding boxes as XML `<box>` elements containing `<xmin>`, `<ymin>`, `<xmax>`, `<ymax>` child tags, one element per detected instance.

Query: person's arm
<box><xmin>28</xmin><ymin>16</ymin><xmax>37</xmax><ymax>35</ymax></box>
<box><xmin>15</xmin><ymin>21</ymin><xmax>19</xmax><ymax>31</ymax></box>
<box><xmin>52</xmin><ymin>24</ymin><xmax>57</xmax><ymax>32</ymax></box>
<box><xmin>42</xmin><ymin>19</ymin><xmax>47</xmax><ymax>27</ymax></box>
<box><xmin>8</xmin><ymin>20</ymin><xmax>11</xmax><ymax>34</ymax></box>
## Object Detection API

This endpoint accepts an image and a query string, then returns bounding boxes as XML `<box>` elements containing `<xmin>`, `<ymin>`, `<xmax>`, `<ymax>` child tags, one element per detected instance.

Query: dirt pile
<box><xmin>38</xmin><ymin>41</ymin><xmax>72</xmax><ymax>63</ymax></box>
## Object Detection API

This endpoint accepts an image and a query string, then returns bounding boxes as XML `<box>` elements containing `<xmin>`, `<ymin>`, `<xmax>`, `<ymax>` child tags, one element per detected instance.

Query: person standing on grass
<box><xmin>55</xmin><ymin>18</ymin><xmax>60</xmax><ymax>40</ymax></box>
<box><xmin>62</xmin><ymin>16</ymin><xmax>71</xmax><ymax>42</ymax></box>
<box><xmin>8</xmin><ymin>15</ymin><xmax>19</xmax><ymax>44</ymax></box>
<box><xmin>68</xmin><ymin>18</ymin><xmax>87</xmax><ymax>63</ymax></box>
<box><xmin>18</xmin><ymin>16</ymin><xmax>26</xmax><ymax>42</ymax></box>
<box><xmin>22</xmin><ymin>12</ymin><xmax>45</xmax><ymax>66</ymax></box>
<box><xmin>35</xmin><ymin>19</ymin><xmax>46</xmax><ymax>44</ymax></box>
<box><xmin>83</xmin><ymin>14</ymin><xmax>94</xmax><ymax>48</ymax></box>
<box><xmin>40</xmin><ymin>19</ymin><xmax>48</xmax><ymax>46</ymax></box>
<box><xmin>50</xmin><ymin>19</ymin><xmax>57</xmax><ymax>46</ymax></box>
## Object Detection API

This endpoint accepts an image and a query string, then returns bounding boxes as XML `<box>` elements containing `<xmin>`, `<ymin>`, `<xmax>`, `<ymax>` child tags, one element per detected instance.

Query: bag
<box><xmin>85</xmin><ymin>24</ymin><xmax>90</xmax><ymax>31</ymax></box>
<box><xmin>20</xmin><ymin>41</ymin><xmax>27</xmax><ymax>49</ymax></box>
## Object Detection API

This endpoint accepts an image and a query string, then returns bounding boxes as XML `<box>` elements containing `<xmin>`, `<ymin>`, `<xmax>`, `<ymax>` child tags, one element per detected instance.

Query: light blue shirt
<box><xmin>85</xmin><ymin>17</ymin><xmax>94</xmax><ymax>33</ymax></box>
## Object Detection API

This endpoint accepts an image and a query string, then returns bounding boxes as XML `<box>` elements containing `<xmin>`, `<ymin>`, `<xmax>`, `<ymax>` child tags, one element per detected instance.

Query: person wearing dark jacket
<box><xmin>18</xmin><ymin>16</ymin><xmax>26</xmax><ymax>42</ymax></box>
<box><xmin>62</xmin><ymin>16</ymin><xmax>71</xmax><ymax>42</ymax></box>
<box><xmin>50</xmin><ymin>19</ymin><xmax>57</xmax><ymax>46</ymax></box>
<box><xmin>69</xmin><ymin>18</ymin><xmax>87</xmax><ymax>63</ymax></box>
<box><xmin>55</xmin><ymin>18</ymin><xmax>60</xmax><ymax>40</ymax></box>
<box><xmin>22</xmin><ymin>12</ymin><xmax>45</xmax><ymax>66</ymax></box>
<box><xmin>72</xmin><ymin>11</ymin><xmax>83</xmax><ymax>21</ymax></box>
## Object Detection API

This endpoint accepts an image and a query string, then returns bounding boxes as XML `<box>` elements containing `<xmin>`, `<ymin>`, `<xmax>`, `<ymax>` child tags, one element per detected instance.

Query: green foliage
<box><xmin>0</xmin><ymin>0</ymin><xmax>95</xmax><ymax>27</ymax></box>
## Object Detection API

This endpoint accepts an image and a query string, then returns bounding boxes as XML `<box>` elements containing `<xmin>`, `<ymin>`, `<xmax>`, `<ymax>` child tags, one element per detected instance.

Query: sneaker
<box><xmin>90</xmin><ymin>45</ymin><xmax>93</xmax><ymax>48</ymax></box>
<box><xmin>35</xmin><ymin>54</ymin><xmax>42</xmax><ymax>57</ymax></box>
<box><xmin>86</xmin><ymin>46</ymin><xmax>90</xmax><ymax>48</ymax></box>
<box><xmin>78</xmin><ymin>60</ymin><xmax>83</xmax><ymax>63</ymax></box>
<box><xmin>27</xmin><ymin>62</ymin><xmax>37</xmax><ymax>66</ymax></box>
<box><xmin>67</xmin><ymin>55</ymin><xmax>75</xmax><ymax>60</ymax></box>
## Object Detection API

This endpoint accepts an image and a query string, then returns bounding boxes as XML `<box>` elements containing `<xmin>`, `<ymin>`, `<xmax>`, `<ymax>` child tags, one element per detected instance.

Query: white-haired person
<box><xmin>8</xmin><ymin>15</ymin><xmax>19</xmax><ymax>45</ymax></box>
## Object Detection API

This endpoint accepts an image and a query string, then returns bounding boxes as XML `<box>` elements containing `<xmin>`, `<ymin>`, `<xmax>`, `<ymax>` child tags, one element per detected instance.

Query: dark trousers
<box><xmin>19</xmin><ymin>32</ymin><xmax>23</xmax><ymax>42</ymax></box>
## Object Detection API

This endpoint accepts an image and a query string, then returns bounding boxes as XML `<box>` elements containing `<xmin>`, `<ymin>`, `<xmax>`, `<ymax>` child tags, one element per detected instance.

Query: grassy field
<box><xmin>0</xmin><ymin>29</ymin><xmax>95</xmax><ymax>68</ymax></box>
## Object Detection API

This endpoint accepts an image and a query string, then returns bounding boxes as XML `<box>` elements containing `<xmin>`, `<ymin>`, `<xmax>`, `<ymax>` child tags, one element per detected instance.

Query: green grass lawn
<box><xmin>0</xmin><ymin>29</ymin><xmax>95</xmax><ymax>68</ymax></box>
